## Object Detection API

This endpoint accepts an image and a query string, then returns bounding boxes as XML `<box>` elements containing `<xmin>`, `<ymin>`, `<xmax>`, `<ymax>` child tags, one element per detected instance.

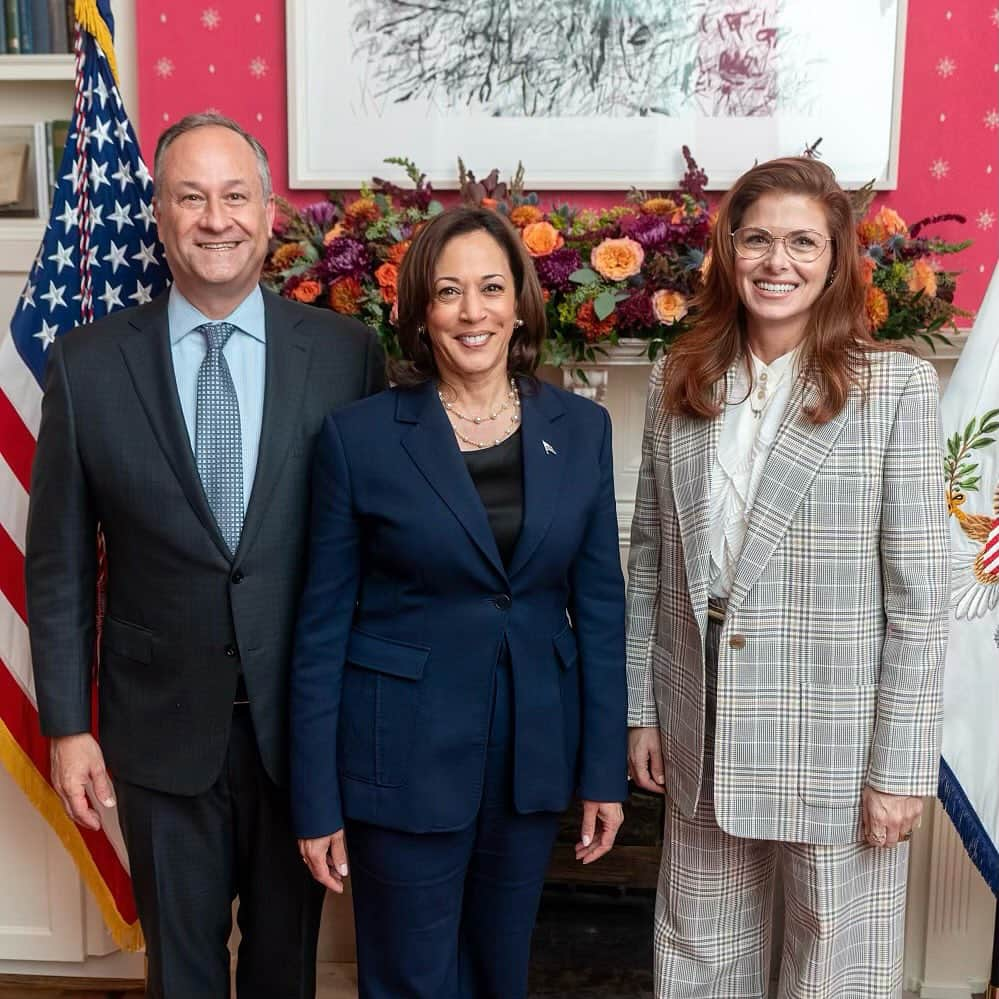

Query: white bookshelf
<box><xmin>0</xmin><ymin>54</ymin><xmax>75</xmax><ymax>80</ymax></box>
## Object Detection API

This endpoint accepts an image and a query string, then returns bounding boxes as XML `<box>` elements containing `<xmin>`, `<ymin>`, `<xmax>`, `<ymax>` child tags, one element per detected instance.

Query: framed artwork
<box><xmin>287</xmin><ymin>0</ymin><xmax>906</xmax><ymax>190</ymax></box>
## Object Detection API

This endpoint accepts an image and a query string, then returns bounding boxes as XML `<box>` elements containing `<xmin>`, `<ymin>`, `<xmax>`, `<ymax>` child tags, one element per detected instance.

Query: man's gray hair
<box><xmin>153</xmin><ymin>112</ymin><xmax>273</xmax><ymax>200</ymax></box>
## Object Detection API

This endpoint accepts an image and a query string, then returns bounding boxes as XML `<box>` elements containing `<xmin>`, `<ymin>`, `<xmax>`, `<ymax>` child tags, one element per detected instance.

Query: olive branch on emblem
<box><xmin>944</xmin><ymin>408</ymin><xmax>999</xmax><ymax>507</ymax></box>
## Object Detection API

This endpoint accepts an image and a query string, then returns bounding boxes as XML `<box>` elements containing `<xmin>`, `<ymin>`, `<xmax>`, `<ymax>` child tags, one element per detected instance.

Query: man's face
<box><xmin>154</xmin><ymin>125</ymin><xmax>274</xmax><ymax>310</ymax></box>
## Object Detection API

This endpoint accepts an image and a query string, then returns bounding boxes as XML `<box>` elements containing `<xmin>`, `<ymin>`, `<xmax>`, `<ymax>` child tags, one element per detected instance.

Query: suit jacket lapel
<box><xmin>118</xmin><ymin>295</ymin><xmax>231</xmax><ymax>560</ymax></box>
<box><xmin>670</xmin><ymin>408</ymin><xmax>721</xmax><ymax>637</ymax></box>
<box><xmin>236</xmin><ymin>291</ymin><xmax>312</xmax><ymax>559</ymax></box>
<box><xmin>398</xmin><ymin>382</ymin><xmax>507</xmax><ymax>581</ymax></box>
<box><xmin>727</xmin><ymin>376</ymin><xmax>854</xmax><ymax>613</ymax></box>
<box><xmin>506</xmin><ymin>382</ymin><xmax>567</xmax><ymax>578</ymax></box>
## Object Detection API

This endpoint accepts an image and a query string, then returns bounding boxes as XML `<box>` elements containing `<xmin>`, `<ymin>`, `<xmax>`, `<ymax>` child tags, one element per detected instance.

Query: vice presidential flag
<box><xmin>0</xmin><ymin>0</ymin><xmax>169</xmax><ymax>949</ymax></box>
<box><xmin>938</xmin><ymin>264</ymin><xmax>999</xmax><ymax>895</ymax></box>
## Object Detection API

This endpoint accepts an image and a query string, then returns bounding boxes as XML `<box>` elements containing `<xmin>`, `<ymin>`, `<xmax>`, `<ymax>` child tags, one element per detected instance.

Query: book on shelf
<box><xmin>0</xmin><ymin>0</ymin><xmax>74</xmax><ymax>54</ymax></box>
<box><xmin>0</xmin><ymin>119</ymin><xmax>66</xmax><ymax>219</ymax></box>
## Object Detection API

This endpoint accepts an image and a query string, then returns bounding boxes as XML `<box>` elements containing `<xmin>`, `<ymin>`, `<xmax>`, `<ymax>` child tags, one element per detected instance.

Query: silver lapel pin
<box><xmin>542</xmin><ymin>440</ymin><xmax>557</xmax><ymax>456</ymax></box>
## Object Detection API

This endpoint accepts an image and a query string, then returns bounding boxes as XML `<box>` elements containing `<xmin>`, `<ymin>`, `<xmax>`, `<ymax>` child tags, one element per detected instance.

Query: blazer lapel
<box><xmin>727</xmin><ymin>376</ymin><xmax>854</xmax><ymax>613</ymax></box>
<box><xmin>236</xmin><ymin>292</ymin><xmax>312</xmax><ymax>559</ymax></box>
<box><xmin>398</xmin><ymin>382</ymin><xmax>507</xmax><ymax>581</ymax></box>
<box><xmin>506</xmin><ymin>382</ymin><xmax>567</xmax><ymax>578</ymax></box>
<box><xmin>670</xmin><ymin>366</ymin><xmax>732</xmax><ymax>633</ymax></box>
<box><xmin>118</xmin><ymin>296</ymin><xmax>231</xmax><ymax>560</ymax></box>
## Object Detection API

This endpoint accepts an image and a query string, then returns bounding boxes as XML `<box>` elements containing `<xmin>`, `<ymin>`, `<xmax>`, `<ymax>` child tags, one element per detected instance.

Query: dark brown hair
<box><xmin>665</xmin><ymin>156</ymin><xmax>879</xmax><ymax>424</ymax></box>
<box><xmin>391</xmin><ymin>206</ymin><xmax>547</xmax><ymax>385</ymax></box>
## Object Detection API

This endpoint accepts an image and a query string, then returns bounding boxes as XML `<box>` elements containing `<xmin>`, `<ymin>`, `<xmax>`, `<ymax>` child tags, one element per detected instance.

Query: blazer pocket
<box><xmin>338</xmin><ymin>629</ymin><xmax>429</xmax><ymax>788</ymax></box>
<box><xmin>102</xmin><ymin>615</ymin><xmax>153</xmax><ymax>665</ymax></box>
<box><xmin>797</xmin><ymin>682</ymin><xmax>877</xmax><ymax>810</ymax></box>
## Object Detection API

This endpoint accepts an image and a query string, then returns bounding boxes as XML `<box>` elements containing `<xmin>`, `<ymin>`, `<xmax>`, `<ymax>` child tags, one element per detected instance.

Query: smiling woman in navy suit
<box><xmin>289</xmin><ymin>205</ymin><xmax>628</xmax><ymax>999</ymax></box>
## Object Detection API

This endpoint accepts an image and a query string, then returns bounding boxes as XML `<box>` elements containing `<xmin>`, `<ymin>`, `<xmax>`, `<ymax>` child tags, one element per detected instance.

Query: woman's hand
<box><xmin>627</xmin><ymin>726</ymin><xmax>666</xmax><ymax>794</ymax></box>
<box><xmin>298</xmin><ymin>829</ymin><xmax>350</xmax><ymax>893</ymax></box>
<box><xmin>861</xmin><ymin>786</ymin><xmax>924</xmax><ymax>847</ymax></box>
<box><xmin>575</xmin><ymin>801</ymin><xmax>624</xmax><ymax>865</ymax></box>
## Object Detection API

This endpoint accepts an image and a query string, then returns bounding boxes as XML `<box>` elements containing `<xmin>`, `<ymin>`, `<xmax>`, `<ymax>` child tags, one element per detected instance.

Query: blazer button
<box><xmin>493</xmin><ymin>594</ymin><xmax>512</xmax><ymax>611</ymax></box>
<box><xmin>224</xmin><ymin>643</ymin><xmax>238</xmax><ymax>658</ymax></box>
<box><xmin>728</xmin><ymin>634</ymin><xmax>747</xmax><ymax>650</ymax></box>
<box><xmin>231</xmin><ymin>570</ymin><xmax>244</xmax><ymax>584</ymax></box>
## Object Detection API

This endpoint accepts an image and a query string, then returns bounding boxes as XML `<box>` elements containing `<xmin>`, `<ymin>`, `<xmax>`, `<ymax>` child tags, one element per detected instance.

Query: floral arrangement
<box><xmin>263</xmin><ymin>151</ymin><xmax>970</xmax><ymax>365</ymax></box>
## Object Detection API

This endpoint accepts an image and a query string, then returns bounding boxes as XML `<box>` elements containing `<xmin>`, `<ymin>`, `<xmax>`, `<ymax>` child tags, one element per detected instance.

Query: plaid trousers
<box><xmin>653</xmin><ymin>618</ymin><xmax>910</xmax><ymax>999</ymax></box>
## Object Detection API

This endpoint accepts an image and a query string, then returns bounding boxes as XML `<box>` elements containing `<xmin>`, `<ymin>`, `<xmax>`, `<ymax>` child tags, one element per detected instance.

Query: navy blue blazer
<box><xmin>289</xmin><ymin>377</ymin><xmax>627</xmax><ymax>839</ymax></box>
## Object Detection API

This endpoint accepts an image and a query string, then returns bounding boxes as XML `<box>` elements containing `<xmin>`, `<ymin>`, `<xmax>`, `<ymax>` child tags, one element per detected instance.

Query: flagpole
<box><xmin>988</xmin><ymin>896</ymin><xmax>999</xmax><ymax>999</ymax></box>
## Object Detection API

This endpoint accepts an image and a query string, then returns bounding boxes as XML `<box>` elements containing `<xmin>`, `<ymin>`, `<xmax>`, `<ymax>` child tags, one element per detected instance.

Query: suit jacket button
<box><xmin>729</xmin><ymin>634</ymin><xmax>746</xmax><ymax>650</ymax></box>
<box><xmin>224</xmin><ymin>643</ymin><xmax>238</xmax><ymax>657</ymax></box>
<box><xmin>493</xmin><ymin>594</ymin><xmax>512</xmax><ymax>610</ymax></box>
<box><xmin>231</xmin><ymin>570</ymin><xmax>244</xmax><ymax>584</ymax></box>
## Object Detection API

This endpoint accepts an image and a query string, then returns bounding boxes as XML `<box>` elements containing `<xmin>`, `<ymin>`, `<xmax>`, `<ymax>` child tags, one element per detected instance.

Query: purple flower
<box><xmin>615</xmin><ymin>291</ymin><xmax>656</xmax><ymax>331</ymax></box>
<box><xmin>619</xmin><ymin>213</ymin><xmax>670</xmax><ymax>251</ymax></box>
<box><xmin>321</xmin><ymin>237</ymin><xmax>370</xmax><ymax>279</ymax></box>
<box><xmin>533</xmin><ymin>247</ymin><xmax>582</xmax><ymax>291</ymax></box>
<box><xmin>304</xmin><ymin>201</ymin><xmax>337</xmax><ymax>229</ymax></box>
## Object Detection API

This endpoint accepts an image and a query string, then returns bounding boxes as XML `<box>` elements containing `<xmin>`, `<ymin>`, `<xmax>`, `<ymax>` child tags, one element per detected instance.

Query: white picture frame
<box><xmin>286</xmin><ymin>0</ymin><xmax>906</xmax><ymax>191</ymax></box>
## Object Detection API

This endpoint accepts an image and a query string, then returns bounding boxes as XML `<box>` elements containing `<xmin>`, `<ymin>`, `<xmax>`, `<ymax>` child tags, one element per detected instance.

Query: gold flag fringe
<box><xmin>74</xmin><ymin>0</ymin><xmax>120</xmax><ymax>84</ymax></box>
<box><xmin>0</xmin><ymin>719</ymin><xmax>143</xmax><ymax>951</ymax></box>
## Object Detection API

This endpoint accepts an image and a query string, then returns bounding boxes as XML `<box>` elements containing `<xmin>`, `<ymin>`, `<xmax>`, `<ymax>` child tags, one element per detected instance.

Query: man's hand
<box><xmin>861</xmin><ymin>786</ymin><xmax>924</xmax><ymax>847</ymax></box>
<box><xmin>299</xmin><ymin>830</ymin><xmax>349</xmax><ymax>893</ymax></box>
<box><xmin>574</xmin><ymin>800</ymin><xmax>624</xmax><ymax>865</ymax></box>
<box><xmin>50</xmin><ymin>733</ymin><xmax>115</xmax><ymax>831</ymax></box>
<box><xmin>627</xmin><ymin>726</ymin><xmax>666</xmax><ymax>794</ymax></box>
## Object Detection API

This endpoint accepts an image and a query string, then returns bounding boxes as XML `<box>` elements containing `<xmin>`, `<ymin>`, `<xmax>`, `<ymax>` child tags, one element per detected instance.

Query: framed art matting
<box><xmin>287</xmin><ymin>0</ymin><xmax>906</xmax><ymax>190</ymax></box>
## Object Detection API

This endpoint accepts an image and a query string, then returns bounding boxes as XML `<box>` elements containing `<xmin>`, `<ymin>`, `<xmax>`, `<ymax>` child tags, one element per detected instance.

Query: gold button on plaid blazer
<box><xmin>625</xmin><ymin>350</ymin><xmax>950</xmax><ymax>845</ymax></box>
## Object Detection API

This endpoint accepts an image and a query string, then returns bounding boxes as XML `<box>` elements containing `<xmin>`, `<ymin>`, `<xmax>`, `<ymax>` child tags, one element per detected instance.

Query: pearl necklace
<box><xmin>439</xmin><ymin>379</ymin><xmax>521</xmax><ymax>449</ymax></box>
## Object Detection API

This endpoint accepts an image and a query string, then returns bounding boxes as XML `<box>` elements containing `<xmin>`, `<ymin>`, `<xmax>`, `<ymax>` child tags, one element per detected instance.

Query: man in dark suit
<box><xmin>25</xmin><ymin>113</ymin><xmax>385</xmax><ymax>998</ymax></box>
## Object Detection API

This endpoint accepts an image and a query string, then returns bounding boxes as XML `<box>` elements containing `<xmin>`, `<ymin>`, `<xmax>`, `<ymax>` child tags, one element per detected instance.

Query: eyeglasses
<box><xmin>730</xmin><ymin>227</ymin><xmax>833</xmax><ymax>263</ymax></box>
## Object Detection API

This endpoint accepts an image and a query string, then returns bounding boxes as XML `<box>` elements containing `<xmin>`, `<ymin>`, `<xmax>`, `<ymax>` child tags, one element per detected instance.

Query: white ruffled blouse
<box><xmin>708</xmin><ymin>348</ymin><xmax>801</xmax><ymax>598</ymax></box>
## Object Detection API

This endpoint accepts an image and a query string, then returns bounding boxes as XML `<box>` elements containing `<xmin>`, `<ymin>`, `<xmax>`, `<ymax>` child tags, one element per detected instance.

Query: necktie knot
<box><xmin>198</xmin><ymin>321</ymin><xmax>238</xmax><ymax>354</ymax></box>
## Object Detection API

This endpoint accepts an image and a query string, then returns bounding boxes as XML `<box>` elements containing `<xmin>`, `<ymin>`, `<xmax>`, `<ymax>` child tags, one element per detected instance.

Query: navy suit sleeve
<box><xmin>25</xmin><ymin>337</ymin><xmax>97</xmax><ymax>737</ymax></box>
<box><xmin>568</xmin><ymin>408</ymin><xmax>628</xmax><ymax>802</ymax></box>
<box><xmin>290</xmin><ymin>414</ymin><xmax>360</xmax><ymax>839</ymax></box>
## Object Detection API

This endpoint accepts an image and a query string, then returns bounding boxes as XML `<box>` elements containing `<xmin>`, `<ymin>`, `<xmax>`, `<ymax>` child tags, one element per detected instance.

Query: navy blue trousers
<box><xmin>345</xmin><ymin>656</ymin><xmax>562</xmax><ymax>999</ymax></box>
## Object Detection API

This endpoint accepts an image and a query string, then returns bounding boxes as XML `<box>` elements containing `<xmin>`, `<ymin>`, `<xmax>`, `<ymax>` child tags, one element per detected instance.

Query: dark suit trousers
<box><xmin>345</xmin><ymin>655</ymin><xmax>562</xmax><ymax>999</ymax></box>
<box><xmin>115</xmin><ymin>706</ymin><xmax>325</xmax><ymax>999</ymax></box>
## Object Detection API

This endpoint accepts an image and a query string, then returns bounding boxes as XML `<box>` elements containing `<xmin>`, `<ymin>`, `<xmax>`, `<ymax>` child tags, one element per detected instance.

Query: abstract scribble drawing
<box><xmin>349</xmin><ymin>0</ymin><xmax>810</xmax><ymax>118</ymax></box>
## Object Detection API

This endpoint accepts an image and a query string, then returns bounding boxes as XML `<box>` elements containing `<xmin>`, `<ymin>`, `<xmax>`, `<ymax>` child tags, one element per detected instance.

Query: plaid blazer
<box><xmin>625</xmin><ymin>349</ymin><xmax>950</xmax><ymax>845</ymax></box>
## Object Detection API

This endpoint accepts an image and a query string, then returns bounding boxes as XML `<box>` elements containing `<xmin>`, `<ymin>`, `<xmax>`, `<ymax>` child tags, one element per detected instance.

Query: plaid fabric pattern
<box><xmin>652</xmin><ymin>620</ymin><xmax>910</xmax><ymax>999</ymax></box>
<box><xmin>626</xmin><ymin>350</ymin><xmax>950</xmax><ymax>846</ymax></box>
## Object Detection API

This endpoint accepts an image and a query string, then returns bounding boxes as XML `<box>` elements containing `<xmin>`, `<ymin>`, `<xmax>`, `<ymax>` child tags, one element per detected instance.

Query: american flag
<box><xmin>0</xmin><ymin>0</ymin><xmax>169</xmax><ymax>949</ymax></box>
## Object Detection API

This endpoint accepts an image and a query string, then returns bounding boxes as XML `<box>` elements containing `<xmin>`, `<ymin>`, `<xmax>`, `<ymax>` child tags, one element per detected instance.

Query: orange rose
<box><xmin>522</xmin><ymin>221</ymin><xmax>565</xmax><ymax>258</ymax></box>
<box><xmin>329</xmin><ymin>276</ymin><xmax>363</xmax><ymax>315</ymax></box>
<box><xmin>509</xmin><ymin>204</ymin><xmax>543</xmax><ymax>228</ymax></box>
<box><xmin>591</xmin><ymin>237</ymin><xmax>645</xmax><ymax>281</ymax></box>
<box><xmin>641</xmin><ymin>197</ymin><xmax>677</xmax><ymax>216</ymax></box>
<box><xmin>289</xmin><ymin>279</ymin><xmax>322</xmax><ymax>304</ymax></box>
<box><xmin>386</xmin><ymin>240</ymin><xmax>411</xmax><ymax>265</ymax></box>
<box><xmin>873</xmin><ymin>205</ymin><xmax>908</xmax><ymax>237</ymax></box>
<box><xmin>908</xmin><ymin>258</ymin><xmax>937</xmax><ymax>297</ymax></box>
<box><xmin>859</xmin><ymin>256</ymin><xmax>876</xmax><ymax>286</ymax></box>
<box><xmin>375</xmin><ymin>262</ymin><xmax>399</xmax><ymax>304</ymax></box>
<box><xmin>272</xmin><ymin>242</ymin><xmax>305</xmax><ymax>269</ymax></box>
<box><xmin>865</xmin><ymin>286</ymin><xmax>889</xmax><ymax>329</ymax></box>
<box><xmin>652</xmin><ymin>289</ymin><xmax>688</xmax><ymax>325</ymax></box>
<box><xmin>575</xmin><ymin>300</ymin><xmax>616</xmax><ymax>342</ymax></box>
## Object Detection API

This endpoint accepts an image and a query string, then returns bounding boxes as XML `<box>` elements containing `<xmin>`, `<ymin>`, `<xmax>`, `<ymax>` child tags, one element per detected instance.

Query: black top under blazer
<box><xmin>25</xmin><ymin>288</ymin><xmax>386</xmax><ymax>795</ymax></box>
<box><xmin>289</xmin><ymin>378</ymin><xmax>628</xmax><ymax>839</ymax></box>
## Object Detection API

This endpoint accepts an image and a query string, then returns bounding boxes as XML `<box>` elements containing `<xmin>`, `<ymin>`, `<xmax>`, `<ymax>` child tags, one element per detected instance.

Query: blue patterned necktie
<box><xmin>194</xmin><ymin>322</ymin><xmax>243</xmax><ymax>553</ymax></box>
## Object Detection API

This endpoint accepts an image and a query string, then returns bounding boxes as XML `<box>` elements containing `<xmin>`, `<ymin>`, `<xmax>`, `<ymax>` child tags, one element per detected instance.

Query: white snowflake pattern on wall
<box><xmin>977</xmin><ymin>209</ymin><xmax>996</xmax><ymax>230</ymax></box>
<box><xmin>201</xmin><ymin>8</ymin><xmax>221</xmax><ymax>30</ymax></box>
<box><xmin>155</xmin><ymin>57</ymin><xmax>174</xmax><ymax>78</ymax></box>
<box><xmin>936</xmin><ymin>56</ymin><xmax>957</xmax><ymax>77</ymax></box>
<box><xmin>249</xmin><ymin>57</ymin><xmax>268</xmax><ymax>79</ymax></box>
<box><xmin>985</xmin><ymin>109</ymin><xmax>999</xmax><ymax>130</ymax></box>
<box><xmin>930</xmin><ymin>159</ymin><xmax>950</xmax><ymax>179</ymax></box>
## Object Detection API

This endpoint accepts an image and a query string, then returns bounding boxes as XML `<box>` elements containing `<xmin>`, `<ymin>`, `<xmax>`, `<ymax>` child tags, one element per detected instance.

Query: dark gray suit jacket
<box><xmin>25</xmin><ymin>287</ymin><xmax>385</xmax><ymax>795</ymax></box>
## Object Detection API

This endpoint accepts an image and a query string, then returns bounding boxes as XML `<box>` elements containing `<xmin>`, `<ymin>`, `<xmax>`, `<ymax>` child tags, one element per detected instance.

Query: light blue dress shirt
<box><xmin>168</xmin><ymin>285</ymin><xmax>266</xmax><ymax>510</ymax></box>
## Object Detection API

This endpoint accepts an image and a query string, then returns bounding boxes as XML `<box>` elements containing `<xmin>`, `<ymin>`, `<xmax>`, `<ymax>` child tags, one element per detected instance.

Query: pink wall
<box><xmin>135</xmin><ymin>1</ymin><xmax>997</xmax><ymax>315</ymax></box>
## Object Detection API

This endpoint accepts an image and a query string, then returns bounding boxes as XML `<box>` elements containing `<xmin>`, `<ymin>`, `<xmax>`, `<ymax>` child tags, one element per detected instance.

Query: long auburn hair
<box><xmin>664</xmin><ymin>157</ymin><xmax>879</xmax><ymax>424</ymax></box>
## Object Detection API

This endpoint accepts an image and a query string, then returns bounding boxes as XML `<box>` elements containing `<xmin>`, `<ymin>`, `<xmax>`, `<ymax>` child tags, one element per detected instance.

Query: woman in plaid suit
<box><xmin>625</xmin><ymin>158</ymin><xmax>949</xmax><ymax>998</ymax></box>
